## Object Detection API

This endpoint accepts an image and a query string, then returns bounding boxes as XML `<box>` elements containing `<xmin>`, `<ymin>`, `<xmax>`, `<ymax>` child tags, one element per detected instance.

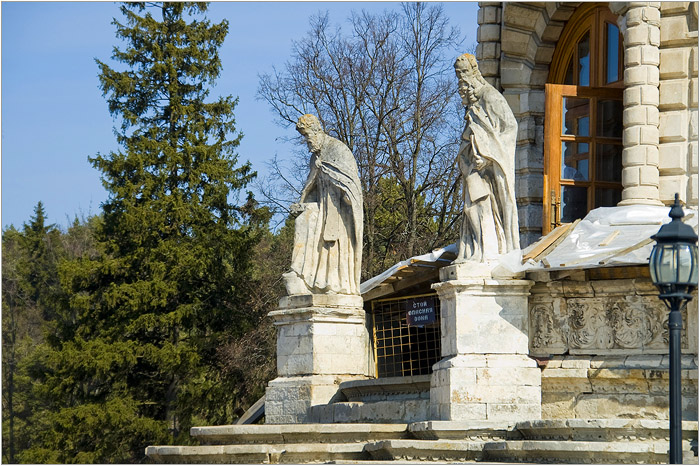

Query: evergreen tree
<box><xmin>2</xmin><ymin>202</ymin><xmax>63</xmax><ymax>463</ymax></box>
<box><xmin>21</xmin><ymin>4</ymin><xmax>266</xmax><ymax>462</ymax></box>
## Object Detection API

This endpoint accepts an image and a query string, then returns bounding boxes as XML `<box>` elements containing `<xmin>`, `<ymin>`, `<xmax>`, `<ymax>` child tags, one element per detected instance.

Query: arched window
<box><xmin>543</xmin><ymin>4</ymin><xmax>624</xmax><ymax>233</ymax></box>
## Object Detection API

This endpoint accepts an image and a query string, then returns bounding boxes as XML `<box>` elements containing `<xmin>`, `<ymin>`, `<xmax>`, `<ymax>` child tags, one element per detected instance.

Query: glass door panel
<box><xmin>578</xmin><ymin>32</ymin><xmax>591</xmax><ymax>86</ymax></box>
<box><xmin>561</xmin><ymin>186</ymin><xmax>588</xmax><ymax>223</ymax></box>
<box><xmin>563</xmin><ymin>97</ymin><xmax>590</xmax><ymax>135</ymax></box>
<box><xmin>605</xmin><ymin>22</ymin><xmax>620</xmax><ymax>83</ymax></box>
<box><xmin>596</xmin><ymin>144</ymin><xmax>622</xmax><ymax>182</ymax></box>
<box><xmin>562</xmin><ymin>142</ymin><xmax>589</xmax><ymax>180</ymax></box>
<box><xmin>595</xmin><ymin>187</ymin><xmax>622</xmax><ymax>208</ymax></box>
<box><xmin>597</xmin><ymin>99</ymin><xmax>623</xmax><ymax>137</ymax></box>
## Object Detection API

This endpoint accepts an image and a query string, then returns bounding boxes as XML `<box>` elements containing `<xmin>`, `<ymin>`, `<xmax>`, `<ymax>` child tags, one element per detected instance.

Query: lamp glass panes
<box><xmin>649</xmin><ymin>243</ymin><xmax>699</xmax><ymax>295</ymax></box>
<box><xmin>649</xmin><ymin>195</ymin><xmax>699</xmax><ymax>300</ymax></box>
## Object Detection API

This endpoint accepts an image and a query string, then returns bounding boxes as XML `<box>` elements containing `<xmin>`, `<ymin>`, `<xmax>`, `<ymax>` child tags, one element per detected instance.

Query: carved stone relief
<box><xmin>529</xmin><ymin>290</ymin><xmax>693</xmax><ymax>354</ymax></box>
<box><xmin>530</xmin><ymin>303</ymin><xmax>566</xmax><ymax>354</ymax></box>
<box><xmin>568</xmin><ymin>298</ymin><xmax>614</xmax><ymax>350</ymax></box>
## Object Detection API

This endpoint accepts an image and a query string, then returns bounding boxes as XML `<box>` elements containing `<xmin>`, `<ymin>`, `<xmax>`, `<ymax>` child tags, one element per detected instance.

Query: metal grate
<box><xmin>371</xmin><ymin>293</ymin><xmax>441</xmax><ymax>378</ymax></box>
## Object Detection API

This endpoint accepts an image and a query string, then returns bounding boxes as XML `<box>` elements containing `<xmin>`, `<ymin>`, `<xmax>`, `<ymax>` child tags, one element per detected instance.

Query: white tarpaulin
<box><xmin>360</xmin><ymin>205</ymin><xmax>698</xmax><ymax>294</ymax></box>
<box><xmin>360</xmin><ymin>243</ymin><xmax>457</xmax><ymax>295</ymax></box>
<box><xmin>499</xmin><ymin>205</ymin><xmax>699</xmax><ymax>274</ymax></box>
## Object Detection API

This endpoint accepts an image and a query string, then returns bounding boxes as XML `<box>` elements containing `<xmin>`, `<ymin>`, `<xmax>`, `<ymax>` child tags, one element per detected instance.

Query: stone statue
<box><xmin>454</xmin><ymin>53</ymin><xmax>520</xmax><ymax>263</ymax></box>
<box><xmin>283</xmin><ymin>114</ymin><xmax>363</xmax><ymax>295</ymax></box>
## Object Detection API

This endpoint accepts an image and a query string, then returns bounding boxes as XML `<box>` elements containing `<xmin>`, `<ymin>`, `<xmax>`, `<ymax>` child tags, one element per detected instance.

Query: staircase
<box><xmin>146</xmin><ymin>419</ymin><xmax>699</xmax><ymax>464</ymax></box>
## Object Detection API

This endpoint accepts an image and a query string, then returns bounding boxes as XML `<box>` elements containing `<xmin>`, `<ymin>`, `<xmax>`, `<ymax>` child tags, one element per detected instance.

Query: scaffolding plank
<box><xmin>522</xmin><ymin>221</ymin><xmax>577</xmax><ymax>264</ymax></box>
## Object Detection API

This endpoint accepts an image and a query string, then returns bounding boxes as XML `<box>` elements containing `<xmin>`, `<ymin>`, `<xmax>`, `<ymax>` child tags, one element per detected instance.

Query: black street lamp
<box><xmin>649</xmin><ymin>193</ymin><xmax>698</xmax><ymax>464</ymax></box>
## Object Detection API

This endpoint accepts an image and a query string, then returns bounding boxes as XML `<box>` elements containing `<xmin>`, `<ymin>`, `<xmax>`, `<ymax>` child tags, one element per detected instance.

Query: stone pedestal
<box><xmin>265</xmin><ymin>293</ymin><xmax>370</xmax><ymax>424</ymax></box>
<box><xmin>429</xmin><ymin>262</ymin><xmax>541</xmax><ymax>421</ymax></box>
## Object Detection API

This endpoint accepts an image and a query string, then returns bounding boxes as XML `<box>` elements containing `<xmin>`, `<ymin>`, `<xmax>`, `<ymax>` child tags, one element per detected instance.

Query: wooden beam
<box><xmin>392</xmin><ymin>269</ymin><xmax>439</xmax><ymax>294</ymax></box>
<box><xmin>598</xmin><ymin>230</ymin><xmax>620</xmax><ymax>247</ymax></box>
<box><xmin>588</xmin><ymin>266</ymin><xmax>651</xmax><ymax>280</ymax></box>
<box><xmin>362</xmin><ymin>283</ymin><xmax>394</xmax><ymax>301</ymax></box>
<box><xmin>522</xmin><ymin>221</ymin><xmax>577</xmax><ymax>264</ymax></box>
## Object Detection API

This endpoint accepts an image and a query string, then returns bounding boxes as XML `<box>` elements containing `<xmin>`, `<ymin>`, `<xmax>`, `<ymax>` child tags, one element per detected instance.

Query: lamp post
<box><xmin>649</xmin><ymin>193</ymin><xmax>698</xmax><ymax>464</ymax></box>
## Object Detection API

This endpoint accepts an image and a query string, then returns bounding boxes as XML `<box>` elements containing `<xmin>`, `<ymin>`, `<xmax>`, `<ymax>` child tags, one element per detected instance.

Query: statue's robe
<box><xmin>291</xmin><ymin>136</ymin><xmax>363</xmax><ymax>294</ymax></box>
<box><xmin>458</xmin><ymin>84</ymin><xmax>520</xmax><ymax>262</ymax></box>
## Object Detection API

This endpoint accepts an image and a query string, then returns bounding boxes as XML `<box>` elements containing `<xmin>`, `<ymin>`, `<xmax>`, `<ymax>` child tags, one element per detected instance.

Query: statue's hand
<box><xmin>474</xmin><ymin>155</ymin><xmax>490</xmax><ymax>171</ymax></box>
<box><xmin>290</xmin><ymin>203</ymin><xmax>305</xmax><ymax>215</ymax></box>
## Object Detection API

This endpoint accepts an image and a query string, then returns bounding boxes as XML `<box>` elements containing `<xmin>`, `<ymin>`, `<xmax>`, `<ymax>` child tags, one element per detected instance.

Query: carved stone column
<box><xmin>610</xmin><ymin>2</ymin><xmax>664</xmax><ymax>206</ymax></box>
<box><xmin>429</xmin><ymin>263</ymin><xmax>541</xmax><ymax>421</ymax></box>
<box><xmin>265</xmin><ymin>294</ymin><xmax>369</xmax><ymax>424</ymax></box>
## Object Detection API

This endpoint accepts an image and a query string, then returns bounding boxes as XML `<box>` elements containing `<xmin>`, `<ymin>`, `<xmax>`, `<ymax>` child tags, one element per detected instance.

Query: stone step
<box><xmin>309</xmin><ymin>400</ymin><xmax>430</xmax><ymax>424</ymax></box>
<box><xmin>145</xmin><ymin>442</ymin><xmax>369</xmax><ymax>464</ymax></box>
<box><xmin>190</xmin><ymin>423</ymin><xmax>410</xmax><ymax>445</ymax></box>
<box><xmin>409</xmin><ymin>420</ymin><xmax>520</xmax><ymax>440</ymax></box>
<box><xmin>364</xmin><ymin>439</ymin><xmax>487</xmax><ymax>462</ymax></box>
<box><xmin>366</xmin><ymin>438</ymin><xmax>697</xmax><ymax>464</ymax></box>
<box><xmin>483</xmin><ymin>439</ymin><xmax>696</xmax><ymax>464</ymax></box>
<box><xmin>148</xmin><ymin>420</ymin><xmax>700</xmax><ymax>464</ymax></box>
<box><xmin>515</xmin><ymin>419</ymin><xmax>699</xmax><ymax>443</ymax></box>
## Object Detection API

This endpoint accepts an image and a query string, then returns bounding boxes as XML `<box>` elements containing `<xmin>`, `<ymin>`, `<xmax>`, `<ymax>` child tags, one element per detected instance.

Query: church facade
<box><xmin>147</xmin><ymin>3</ymin><xmax>699</xmax><ymax>463</ymax></box>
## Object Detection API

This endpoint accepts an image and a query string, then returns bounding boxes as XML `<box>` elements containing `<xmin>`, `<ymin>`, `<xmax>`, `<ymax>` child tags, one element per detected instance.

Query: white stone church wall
<box><xmin>658</xmin><ymin>2</ymin><xmax>699</xmax><ymax>205</ymax></box>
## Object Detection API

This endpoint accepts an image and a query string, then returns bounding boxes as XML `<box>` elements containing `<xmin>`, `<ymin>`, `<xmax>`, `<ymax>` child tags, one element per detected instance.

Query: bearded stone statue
<box><xmin>283</xmin><ymin>114</ymin><xmax>363</xmax><ymax>295</ymax></box>
<box><xmin>454</xmin><ymin>53</ymin><xmax>520</xmax><ymax>263</ymax></box>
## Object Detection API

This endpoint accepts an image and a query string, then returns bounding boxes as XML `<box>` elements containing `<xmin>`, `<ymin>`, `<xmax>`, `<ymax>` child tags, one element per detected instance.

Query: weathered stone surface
<box><xmin>484</xmin><ymin>439</ymin><xmax>672</xmax><ymax>464</ymax></box>
<box><xmin>146</xmin><ymin>442</ymin><xmax>369</xmax><ymax>464</ymax></box>
<box><xmin>365</xmin><ymin>439</ymin><xmax>486</xmax><ymax>462</ymax></box>
<box><xmin>266</xmin><ymin>375</ymin><xmax>365</xmax><ymax>424</ymax></box>
<box><xmin>453</xmin><ymin>53</ymin><xmax>520</xmax><ymax>263</ymax></box>
<box><xmin>410</xmin><ymin>420</ymin><xmax>517</xmax><ymax>440</ymax></box>
<box><xmin>516</xmin><ymin>418</ymin><xmax>698</xmax><ymax>441</ymax></box>
<box><xmin>190</xmin><ymin>423</ymin><xmax>409</xmax><ymax>446</ymax></box>
<box><xmin>529</xmin><ymin>277</ymin><xmax>698</xmax><ymax>355</ymax></box>
<box><xmin>147</xmin><ymin>419</ymin><xmax>700</xmax><ymax>463</ymax></box>
<box><xmin>339</xmin><ymin>374</ymin><xmax>431</xmax><ymax>402</ymax></box>
<box><xmin>284</xmin><ymin>114</ymin><xmax>363</xmax><ymax>296</ymax></box>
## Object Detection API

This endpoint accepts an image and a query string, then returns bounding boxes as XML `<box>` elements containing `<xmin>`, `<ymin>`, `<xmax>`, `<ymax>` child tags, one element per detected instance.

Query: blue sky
<box><xmin>1</xmin><ymin>1</ymin><xmax>478</xmax><ymax>230</ymax></box>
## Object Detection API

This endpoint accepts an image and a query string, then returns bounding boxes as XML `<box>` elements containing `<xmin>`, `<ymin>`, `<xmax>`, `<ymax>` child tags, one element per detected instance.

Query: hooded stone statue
<box><xmin>283</xmin><ymin>114</ymin><xmax>363</xmax><ymax>295</ymax></box>
<box><xmin>454</xmin><ymin>53</ymin><xmax>520</xmax><ymax>262</ymax></box>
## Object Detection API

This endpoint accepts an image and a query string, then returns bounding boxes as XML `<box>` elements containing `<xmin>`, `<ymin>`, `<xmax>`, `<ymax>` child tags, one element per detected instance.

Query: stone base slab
<box><xmin>409</xmin><ymin>420</ymin><xmax>518</xmax><ymax>440</ymax></box>
<box><xmin>269</xmin><ymin>297</ymin><xmax>369</xmax><ymax>377</ymax></box>
<box><xmin>277</xmin><ymin>293</ymin><xmax>363</xmax><ymax>310</ymax></box>
<box><xmin>365</xmin><ymin>439</ymin><xmax>486</xmax><ymax>462</ymax></box>
<box><xmin>430</xmin><ymin>354</ymin><xmax>541</xmax><ymax>422</ymax></box>
<box><xmin>308</xmin><ymin>400</ymin><xmax>430</xmax><ymax>424</ymax></box>
<box><xmin>147</xmin><ymin>419</ymin><xmax>699</xmax><ymax>464</ymax></box>
<box><xmin>432</xmin><ymin>269</ymin><xmax>533</xmax><ymax>356</ymax></box>
<box><xmin>516</xmin><ymin>419</ymin><xmax>699</xmax><ymax>443</ymax></box>
<box><xmin>146</xmin><ymin>442</ymin><xmax>369</xmax><ymax>464</ymax></box>
<box><xmin>190</xmin><ymin>423</ymin><xmax>410</xmax><ymax>445</ymax></box>
<box><xmin>265</xmin><ymin>375</ymin><xmax>364</xmax><ymax>424</ymax></box>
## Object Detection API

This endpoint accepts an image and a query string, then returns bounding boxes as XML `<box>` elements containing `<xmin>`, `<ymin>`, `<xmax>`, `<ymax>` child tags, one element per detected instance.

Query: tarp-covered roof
<box><xmin>360</xmin><ymin>244</ymin><xmax>457</xmax><ymax>298</ymax></box>
<box><xmin>361</xmin><ymin>205</ymin><xmax>699</xmax><ymax>298</ymax></box>
<box><xmin>498</xmin><ymin>205</ymin><xmax>698</xmax><ymax>275</ymax></box>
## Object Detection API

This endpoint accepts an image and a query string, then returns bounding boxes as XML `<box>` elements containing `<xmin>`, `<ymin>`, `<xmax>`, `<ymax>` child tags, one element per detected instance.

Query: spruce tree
<box><xmin>2</xmin><ymin>202</ymin><xmax>63</xmax><ymax>463</ymax></box>
<box><xmin>21</xmin><ymin>4</ymin><xmax>265</xmax><ymax>462</ymax></box>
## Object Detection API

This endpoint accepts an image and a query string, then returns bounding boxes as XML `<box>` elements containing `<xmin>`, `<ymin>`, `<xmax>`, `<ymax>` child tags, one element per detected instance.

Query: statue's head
<box><xmin>296</xmin><ymin>114</ymin><xmax>323</xmax><ymax>137</ymax></box>
<box><xmin>296</xmin><ymin>114</ymin><xmax>324</xmax><ymax>154</ymax></box>
<box><xmin>454</xmin><ymin>53</ymin><xmax>487</xmax><ymax>105</ymax></box>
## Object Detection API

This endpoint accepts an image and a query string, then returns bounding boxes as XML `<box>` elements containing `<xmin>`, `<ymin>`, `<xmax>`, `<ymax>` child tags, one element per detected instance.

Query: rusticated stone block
<box><xmin>659</xmin><ymin>110</ymin><xmax>688</xmax><ymax>142</ymax></box>
<box><xmin>659</xmin><ymin>79</ymin><xmax>690</xmax><ymax>109</ymax></box>
<box><xmin>659</xmin><ymin>174</ymin><xmax>688</xmax><ymax>202</ymax></box>
<box><xmin>660</xmin><ymin>15</ymin><xmax>692</xmax><ymax>46</ymax></box>
<box><xmin>659</xmin><ymin>143</ymin><xmax>688</xmax><ymax>174</ymax></box>
<box><xmin>660</xmin><ymin>47</ymin><xmax>690</xmax><ymax>78</ymax></box>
